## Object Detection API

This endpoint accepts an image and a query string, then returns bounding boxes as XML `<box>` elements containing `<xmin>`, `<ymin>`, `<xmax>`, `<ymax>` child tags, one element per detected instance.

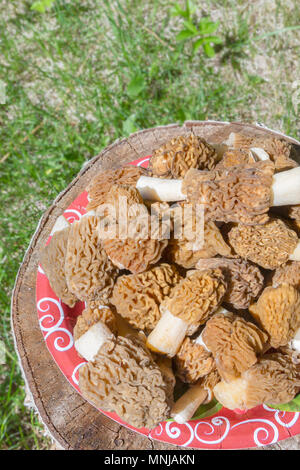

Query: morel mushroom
<box><xmin>213</xmin><ymin>351</ymin><xmax>300</xmax><ymax>411</ymax></box>
<box><xmin>65</xmin><ymin>214</ymin><xmax>119</xmax><ymax>302</ymax></box>
<box><xmin>288</xmin><ymin>204</ymin><xmax>300</xmax><ymax>221</ymax></box>
<box><xmin>201</xmin><ymin>312</ymin><xmax>269</xmax><ymax>382</ymax></box>
<box><xmin>196</xmin><ymin>257</ymin><xmax>264</xmax><ymax>309</ymax></box>
<box><xmin>79</xmin><ymin>335</ymin><xmax>171</xmax><ymax>428</ymax></box>
<box><xmin>171</xmin><ymin>368</ymin><xmax>220</xmax><ymax>424</ymax></box>
<box><xmin>111</xmin><ymin>263</ymin><xmax>182</xmax><ymax>331</ymax></box>
<box><xmin>146</xmin><ymin>269</ymin><xmax>227</xmax><ymax>357</ymax></box>
<box><xmin>135</xmin><ymin>164</ymin><xmax>300</xmax><ymax>224</ymax></box>
<box><xmin>166</xmin><ymin>203</ymin><xmax>232</xmax><ymax>269</ymax></box>
<box><xmin>249</xmin><ymin>284</ymin><xmax>300</xmax><ymax>349</ymax></box>
<box><xmin>73</xmin><ymin>301</ymin><xmax>118</xmax><ymax>345</ymax></box>
<box><xmin>224</xmin><ymin>132</ymin><xmax>299</xmax><ymax>171</ymax></box>
<box><xmin>40</xmin><ymin>216</ymin><xmax>77</xmax><ymax>307</ymax></box>
<box><xmin>87</xmin><ymin>165</ymin><xmax>147</xmax><ymax>211</ymax></box>
<box><xmin>228</xmin><ymin>218</ymin><xmax>300</xmax><ymax>270</ymax></box>
<box><xmin>148</xmin><ymin>134</ymin><xmax>219</xmax><ymax>179</ymax></box>
<box><xmin>215</xmin><ymin>149</ymin><xmax>256</xmax><ymax>169</ymax></box>
<box><xmin>272</xmin><ymin>261</ymin><xmax>300</xmax><ymax>291</ymax></box>
<box><xmin>175</xmin><ymin>335</ymin><xmax>215</xmax><ymax>384</ymax></box>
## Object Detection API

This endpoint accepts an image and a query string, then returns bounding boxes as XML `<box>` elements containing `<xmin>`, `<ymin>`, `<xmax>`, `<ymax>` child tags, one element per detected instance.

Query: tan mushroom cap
<box><xmin>249</xmin><ymin>284</ymin><xmax>300</xmax><ymax>349</ymax></box>
<box><xmin>65</xmin><ymin>215</ymin><xmax>119</xmax><ymax>302</ymax></box>
<box><xmin>166</xmin><ymin>202</ymin><xmax>232</xmax><ymax>269</ymax></box>
<box><xmin>87</xmin><ymin>165</ymin><xmax>147</xmax><ymax>211</ymax></box>
<box><xmin>214</xmin><ymin>351</ymin><xmax>300</xmax><ymax>410</ymax></box>
<box><xmin>79</xmin><ymin>335</ymin><xmax>171</xmax><ymax>429</ymax></box>
<box><xmin>73</xmin><ymin>301</ymin><xmax>118</xmax><ymax>343</ymax></box>
<box><xmin>288</xmin><ymin>205</ymin><xmax>300</xmax><ymax>220</ymax></box>
<box><xmin>182</xmin><ymin>161</ymin><xmax>274</xmax><ymax>225</ymax></box>
<box><xmin>196</xmin><ymin>257</ymin><xmax>264</xmax><ymax>310</ymax></box>
<box><xmin>215</xmin><ymin>149</ymin><xmax>255</xmax><ymax>170</ymax></box>
<box><xmin>228</xmin><ymin>218</ymin><xmax>299</xmax><ymax>270</ymax></box>
<box><xmin>111</xmin><ymin>263</ymin><xmax>182</xmax><ymax>331</ymax></box>
<box><xmin>273</xmin><ymin>261</ymin><xmax>300</xmax><ymax>290</ymax></box>
<box><xmin>161</xmin><ymin>268</ymin><xmax>227</xmax><ymax>327</ymax></box>
<box><xmin>148</xmin><ymin>134</ymin><xmax>219</xmax><ymax>179</ymax></box>
<box><xmin>202</xmin><ymin>312</ymin><xmax>268</xmax><ymax>382</ymax></box>
<box><xmin>40</xmin><ymin>226</ymin><xmax>77</xmax><ymax>307</ymax></box>
<box><xmin>175</xmin><ymin>337</ymin><xmax>215</xmax><ymax>384</ymax></box>
<box><xmin>226</xmin><ymin>132</ymin><xmax>298</xmax><ymax>171</ymax></box>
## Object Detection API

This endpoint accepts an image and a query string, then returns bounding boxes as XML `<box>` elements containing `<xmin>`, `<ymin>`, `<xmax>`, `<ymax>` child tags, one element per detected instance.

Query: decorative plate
<box><xmin>36</xmin><ymin>156</ymin><xmax>300</xmax><ymax>449</ymax></box>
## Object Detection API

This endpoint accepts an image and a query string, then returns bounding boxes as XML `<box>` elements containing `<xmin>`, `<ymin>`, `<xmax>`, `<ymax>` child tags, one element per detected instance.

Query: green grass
<box><xmin>0</xmin><ymin>0</ymin><xmax>299</xmax><ymax>450</ymax></box>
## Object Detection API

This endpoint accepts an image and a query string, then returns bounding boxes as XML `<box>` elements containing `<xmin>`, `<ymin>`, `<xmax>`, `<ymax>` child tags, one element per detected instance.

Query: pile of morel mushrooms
<box><xmin>40</xmin><ymin>131</ymin><xmax>300</xmax><ymax>429</ymax></box>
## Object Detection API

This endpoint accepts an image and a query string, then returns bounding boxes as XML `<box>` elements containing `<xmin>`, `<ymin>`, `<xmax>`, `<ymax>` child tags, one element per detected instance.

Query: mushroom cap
<box><xmin>226</xmin><ymin>132</ymin><xmax>298</xmax><ymax>171</ymax></box>
<box><xmin>182</xmin><ymin>161</ymin><xmax>274</xmax><ymax>225</ymax></box>
<box><xmin>161</xmin><ymin>269</ymin><xmax>227</xmax><ymax>327</ymax></box>
<box><xmin>175</xmin><ymin>337</ymin><xmax>215</xmax><ymax>384</ymax></box>
<box><xmin>40</xmin><ymin>227</ymin><xmax>77</xmax><ymax>307</ymax></box>
<box><xmin>148</xmin><ymin>134</ymin><xmax>219</xmax><ymax>179</ymax></box>
<box><xmin>202</xmin><ymin>367</ymin><xmax>221</xmax><ymax>402</ymax></box>
<box><xmin>273</xmin><ymin>261</ymin><xmax>300</xmax><ymax>290</ymax></box>
<box><xmin>214</xmin><ymin>351</ymin><xmax>300</xmax><ymax>410</ymax></box>
<box><xmin>249</xmin><ymin>284</ymin><xmax>300</xmax><ymax>348</ymax></box>
<box><xmin>111</xmin><ymin>263</ymin><xmax>182</xmax><ymax>331</ymax></box>
<box><xmin>288</xmin><ymin>205</ymin><xmax>300</xmax><ymax>220</ymax></box>
<box><xmin>87</xmin><ymin>165</ymin><xmax>147</xmax><ymax>211</ymax></box>
<box><xmin>65</xmin><ymin>215</ymin><xmax>119</xmax><ymax>302</ymax></box>
<box><xmin>79</xmin><ymin>335</ymin><xmax>171</xmax><ymax>429</ymax></box>
<box><xmin>215</xmin><ymin>149</ymin><xmax>255</xmax><ymax>169</ymax></box>
<box><xmin>73</xmin><ymin>301</ymin><xmax>118</xmax><ymax>342</ymax></box>
<box><xmin>166</xmin><ymin>203</ymin><xmax>232</xmax><ymax>269</ymax></box>
<box><xmin>196</xmin><ymin>257</ymin><xmax>264</xmax><ymax>309</ymax></box>
<box><xmin>228</xmin><ymin>218</ymin><xmax>299</xmax><ymax>269</ymax></box>
<box><xmin>202</xmin><ymin>312</ymin><xmax>268</xmax><ymax>382</ymax></box>
<box><xmin>97</xmin><ymin>183</ymin><xmax>144</xmax><ymax>217</ymax></box>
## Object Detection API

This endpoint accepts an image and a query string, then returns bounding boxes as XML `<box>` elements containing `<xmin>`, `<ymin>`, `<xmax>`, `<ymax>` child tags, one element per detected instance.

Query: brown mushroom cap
<box><xmin>40</xmin><ymin>227</ymin><xmax>77</xmax><ymax>308</ymax></box>
<box><xmin>65</xmin><ymin>215</ymin><xmax>119</xmax><ymax>302</ymax></box>
<box><xmin>182</xmin><ymin>161</ymin><xmax>274</xmax><ymax>225</ymax></box>
<box><xmin>73</xmin><ymin>301</ymin><xmax>118</xmax><ymax>342</ymax></box>
<box><xmin>249</xmin><ymin>284</ymin><xmax>300</xmax><ymax>348</ymax></box>
<box><xmin>214</xmin><ymin>351</ymin><xmax>300</xmax><ymax>410</ymax></box>
<box><xmin>79</xmin><ymin>335</ymin><xmax>171</xmax><ymax>429</ymax></box>
<box><xmin>228</xmin><ymin>218</ymin><xmax>299</xmax><ymax>270</ymax></box>
<box><xmin>148</xmin><ymin>134</ymin><xmax>219</xmax><ymax>179</ymax></box>
<box><xmin>215</xmin><ymin>149</ymin><xmax>255</xmax><ymax>170</ymax></box>
<box><xmin>166</xmin><ymin>203</ymin><xmax>232</xmax><ymax>269</ymax></box>
<box><xmin>161</xmin><ymin>269</ymin><xmax>227</xmax><ymax>327</ymax></box>
<box><xmin>175</xmin><ymin>337</ymin><xmax>215</xmax><ymax>384</ymax></box>
<box><xmin>196</xmin><ymin>257</ymin><xmax>264</xmax><ymax>309</ymax></box>
<box><xmin>288</xmin><ymin>205</ymin><xmax>300</xmax><ymax>220</ymax></box>
<box><xmin>111</xmin><ymin>263</ymin><xmax>182</xmax><ymax>331</ymax></box>
<box><xmin>226</xmin><ymin>132</ymin><xmax>298</xmax><ymax>171</ymax></box>
<box><xmin>87</xmin><ymin>165</ymin><xmax>147</xmax><ymax>211</ymax></box>
<box><xmin>202</xmin><ymin>312</ymin><xmax>268</xmax><ymax>382</ymax></box>
<box><xmin>273</xmin><ymin>261</ymin><xmax>300</xmax><ymax>290</ymax></box>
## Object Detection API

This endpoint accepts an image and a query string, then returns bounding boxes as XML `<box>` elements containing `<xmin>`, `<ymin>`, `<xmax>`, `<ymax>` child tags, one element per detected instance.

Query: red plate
<box><xmin>36</xmin><ymin>156</ymin><xmax>300</xmax><ymax>448</ymax></box>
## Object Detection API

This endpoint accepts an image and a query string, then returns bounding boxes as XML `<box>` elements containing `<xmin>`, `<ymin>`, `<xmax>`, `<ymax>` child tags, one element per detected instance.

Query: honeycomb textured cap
<box><xmin>249</xmin><ymin>284</ymin><xmax>300</xmax><ymax>348</ymax></box>
<box><xmin>228</xmin><ymin>218</ymin><xmax>299</xmax><ymax>269</ymax></box>
<box><xmin>79</xmin><ymin>335</ymin><xmax>171</xmax><ymax>429</ymax></box>
<box><xmin>175</xmin><ymin>337</ymin><xmax>215</xmax><ymax>384</ymax></box>
<box><xmin>73</xmin><ymin>301</ymin><xmax>118</xmax><ymax>342</ymax></box>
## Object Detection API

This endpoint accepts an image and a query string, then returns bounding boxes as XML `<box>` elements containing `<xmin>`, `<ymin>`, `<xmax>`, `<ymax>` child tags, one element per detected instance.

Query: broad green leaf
<box><xmin>203</xmin><ymin>43</ymin><xmax>216</xmax><ymax>57</ymax></box>
<box><xmin>127</xmin><ymin>75</ymin><xmax>145</xmax><ymax>98</ymax></box>
<box><xmin>122</xmin><ymin>114</ymin><xmax>138</xmax><ymax>135</ymax></box>
<box><xmin>268</xmin><ymin>394</ymin><xmax>300</xmax><ymax>412</ymax></box>
<box><xmin>192</xmin><ymin>398</ymin><xmax>223</xmax><ymax>420</ymax></box>
<box><xmin>183</xmin><ymin>20</ymin><xmax>199</xmax><ymax>34</ymax></box>
<box><xmin>31</xmin><ymin>0</ymin><xmax>55</xmax><ymax>12</ymax></box>
<box><xmin>193</xmin><ymin>38</ymin><xmax>206</xmax><ymax>52</ymax></box>
<box><xmin>176</xmin><ymin>29</ymin><xmax>197</xmax><ymax>42</ymax></box>
<box><xmin>199</xmin><ymin>19</ymin><xmax>220</xmax><ymax>35</ymax></box>
<box><xmin>206</xmin><ymin>35</ymin><xmax>223</xmax><ymax>45</ymax></box>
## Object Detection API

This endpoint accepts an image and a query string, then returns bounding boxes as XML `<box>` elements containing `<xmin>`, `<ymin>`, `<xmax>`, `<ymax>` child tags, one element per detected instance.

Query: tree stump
<box><xmin>11</xmin><ymin>121</ymin><xmax>300</xmax><ymax>450</ymax></box>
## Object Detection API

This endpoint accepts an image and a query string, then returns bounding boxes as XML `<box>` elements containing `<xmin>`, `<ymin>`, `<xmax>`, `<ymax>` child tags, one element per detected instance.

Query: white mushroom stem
<box><xmin>50</xmin><ymin>215</ymin><xmax>70</xmax><ymax>236</ymax></box>
<box><xmin>289</xmin><ymin>327</ymin><xmax>300</xmax><ymax>353</ymax></box>
<box><xmin>146</xmin><ymin>309</ymin><xmax>188</xmax><ymax>357</ymax></box>
<box><xmin>289</xmin><ymin>241</ymin><xmax>300</xmax><ymax>261</ymax></box>
<box><xmin>136</xmin><ymin>175</ymin><xmax>186</xmax><ymax>202</ymax></box>
<box><xmin>272</xmin><ymin>167</ymin><xmax>300</xmax><ymax>206</ymax></box>
<box><xmin>74</xmin><ymin>321</ymin><xmax>114</xmax><ymax>362</ymax></box>
<box><xmin>250</xmin><ymin>147</ymin><xmax>270</xmax><ymax>161</ymax></box>
<box><xmin>171</xmin><ymin>383</ymin><xmax>208</xmax><ymax>424</ymax></box>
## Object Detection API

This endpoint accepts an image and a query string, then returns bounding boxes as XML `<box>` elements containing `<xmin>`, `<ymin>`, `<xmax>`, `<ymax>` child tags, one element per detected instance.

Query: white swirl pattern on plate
<box><xmin>37</xmin><ymin>297</ymin><xmax>73</xmax><ymax>351</ymax></box>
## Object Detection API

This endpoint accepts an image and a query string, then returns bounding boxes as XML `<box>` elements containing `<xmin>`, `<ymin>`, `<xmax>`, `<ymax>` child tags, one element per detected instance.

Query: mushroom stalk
<box><xmin>136</xmin><ymin>175</ymin><xmax>186</xmax><ymax>202</ymax></box>
<box><xmin>272</xmin><ymin>167</ymin><xmax>300</xmax><ymax>206</ymax></box>
<box><xmin>171</xmin><ymin>383</ymin><xmax>208</xmax><ymax>424</ymax></box>
<box><xmin>74</xmin><ymin>321</ymin><xmax>114</xmax><ymax>361</ymax></box>
<box><xmin>146</xmin><ymin>309</ymin><xmax>188</xmax><ymax>357</ymax></box>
